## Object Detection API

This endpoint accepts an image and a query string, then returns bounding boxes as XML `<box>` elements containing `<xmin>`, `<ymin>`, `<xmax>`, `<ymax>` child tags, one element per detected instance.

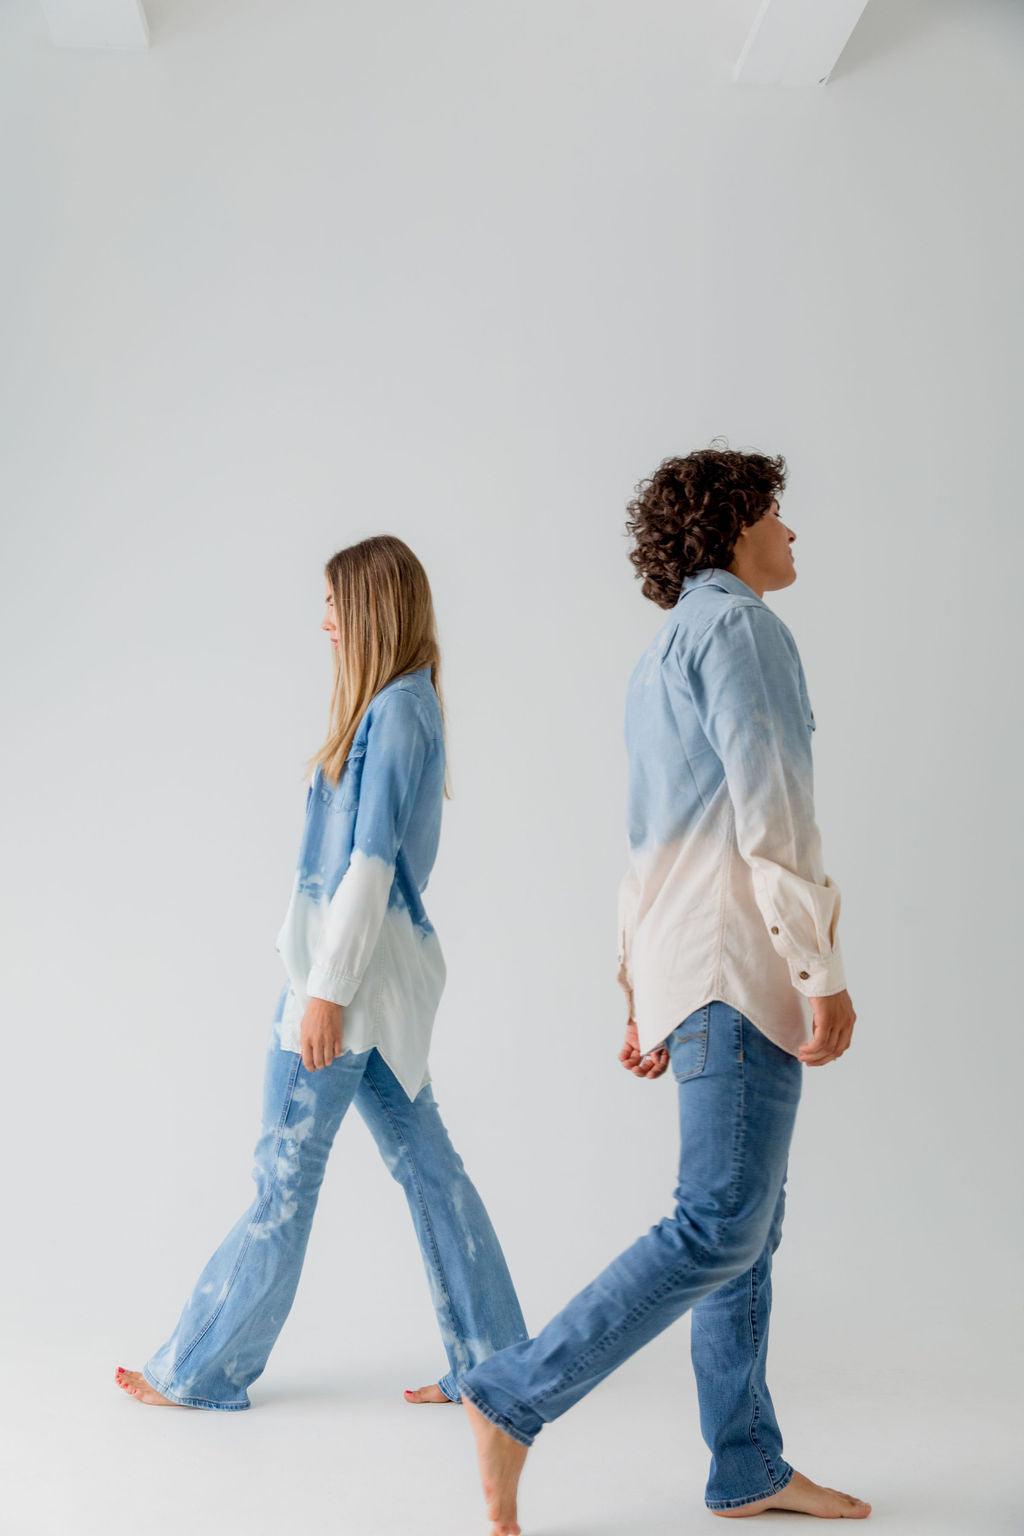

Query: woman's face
<box><xmin>322</xmin><ymin>583</ymin><xmax>339</xmax><ymax>650</ymax></box>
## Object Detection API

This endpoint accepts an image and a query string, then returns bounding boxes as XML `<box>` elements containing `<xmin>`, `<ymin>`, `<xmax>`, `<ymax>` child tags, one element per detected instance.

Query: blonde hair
<box><xmin>306</xmin><ymin>535</ymin><xmax>449</xmax><ymax>793</ymax></box>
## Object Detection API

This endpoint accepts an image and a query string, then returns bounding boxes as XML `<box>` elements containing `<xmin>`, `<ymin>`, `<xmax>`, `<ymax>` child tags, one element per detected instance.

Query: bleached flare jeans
<box><xmin>142</xmin><ymin>1025</ymin><xmax>527</xmax><ymax>1408</ymax></box>
<box><xmin>458</xmin><ymin>1001</ymin><xmax>803</xmax><ymax>1512</ymax></box>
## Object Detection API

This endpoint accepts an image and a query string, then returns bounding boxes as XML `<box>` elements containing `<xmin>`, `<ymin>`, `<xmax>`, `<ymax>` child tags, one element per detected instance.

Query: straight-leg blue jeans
<box><xmin>458</xmin><ymin>1001</ymin><xmax>803</xmax><ymax>1512</ymax></box>
<box><xmin>142</xmin><ymin>1023</ymin><xmax>527</xmax><ymax>1409</ymax></box>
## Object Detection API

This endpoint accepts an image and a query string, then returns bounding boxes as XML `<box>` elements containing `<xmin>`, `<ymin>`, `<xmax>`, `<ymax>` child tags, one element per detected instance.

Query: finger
<box><xmin>798</xmin><ymin>1025</ymin><xmax>830</xmax><ymax>1062</ymax></box>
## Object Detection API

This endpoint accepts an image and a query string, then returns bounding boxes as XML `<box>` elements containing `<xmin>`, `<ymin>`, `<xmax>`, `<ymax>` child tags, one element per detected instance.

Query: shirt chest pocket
<box><xmin>339</xmin><ymin>741</ymin><xmax>367</xmax><ymax>811</ymax></box>
<box><xmin>315</xmin><ymin>742</ymin><xmax>367</xmax><ymax>815</ymax></box>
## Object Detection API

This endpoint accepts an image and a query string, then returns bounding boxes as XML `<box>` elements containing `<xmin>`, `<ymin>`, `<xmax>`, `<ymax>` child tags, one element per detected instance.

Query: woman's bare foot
<box><xmin>713</xmin><ymin>1469</ymin><xmax>871</xmax><ymax>1519</ymax></box>
<box><xmin>404</xmin><ymin>1383</ymin><xmax>455</xmax><ymax>1404</ymax></box>
<box><xmin>113</xmin><ymin>1367</ymin><xmax>182</xmax><ymax>1407</ymax></box>
<box><xmin>462</xmin><ymin>1397</ymin><xmax>529</xmax><ymax>1536</ymax></box>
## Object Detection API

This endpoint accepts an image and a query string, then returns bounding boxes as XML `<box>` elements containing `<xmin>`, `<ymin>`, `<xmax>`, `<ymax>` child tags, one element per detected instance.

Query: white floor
<box><xmin>2</xmin><ymin>1326</ymin><xmax>1016</xmax><ymax>1536</ymax></box>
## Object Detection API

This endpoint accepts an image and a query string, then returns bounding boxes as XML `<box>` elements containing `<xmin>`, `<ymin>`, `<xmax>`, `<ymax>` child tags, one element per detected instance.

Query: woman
<box><xmin>114</xmin><ymin>535</ymin><xmax>527</xmax><ymax>1410</ymax></box>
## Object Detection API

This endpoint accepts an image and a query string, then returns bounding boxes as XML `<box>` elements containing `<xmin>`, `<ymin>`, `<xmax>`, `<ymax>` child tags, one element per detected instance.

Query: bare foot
<box><xmin>462</xmin><ymin>1397</ymin><xmax>528</xmax><ymax>1536</ymax></box>
<box><xmin>404</xmin><ymin>1383</ymin><xmax>455</xmax><ymax>1404</ymax></box>
<box><xmin>713</xmin><ymin>1469</ymin><xmax>871</xmax><ymax>1519</ymax></box>
<box><xmin>113</xmin><ymin>1367</ymin><xmax>182</xmax><ymax>1407</ymax></box>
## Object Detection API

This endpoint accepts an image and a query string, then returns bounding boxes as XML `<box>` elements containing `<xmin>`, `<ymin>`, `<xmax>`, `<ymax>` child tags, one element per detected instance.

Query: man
<box><xmin>458</xmin><ymin>446</ymin><xmax>871</xmax><ymax>1532</ymax></box>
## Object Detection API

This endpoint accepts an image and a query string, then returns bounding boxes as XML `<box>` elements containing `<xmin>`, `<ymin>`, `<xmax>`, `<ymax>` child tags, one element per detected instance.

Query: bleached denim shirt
<box><xmin>273</xmin><ymin>666</ymin><xmax>447</xmax><ymax>1100</ymax></box>
<box><xmin>617</xmin><ymin>567</ymin><xmax>846</xmax><ymax>1059</ymax></box>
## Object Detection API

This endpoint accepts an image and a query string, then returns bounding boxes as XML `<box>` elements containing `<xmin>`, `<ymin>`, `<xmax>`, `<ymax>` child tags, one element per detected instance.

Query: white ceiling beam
<box><xmin>39</xmin><ymin>0</ymin><xmax>149</xmax><ymax>50</ymax></box>
<box><xmin>735</xmin><ymin>0</ymin><xmax>871</xmax><ymax>85</ymax></box>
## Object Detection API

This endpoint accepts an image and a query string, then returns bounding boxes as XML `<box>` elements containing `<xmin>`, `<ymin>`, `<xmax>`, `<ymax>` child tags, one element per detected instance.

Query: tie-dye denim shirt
<box><xmin>274</xmin><ymin>666</ymin><xmax>447</xmax><ymax>1099</ymax></box>
<box><xmin>617</xmin><ymin>567</ymin><xmax>846</xmax><ymax>1059</ymax></box>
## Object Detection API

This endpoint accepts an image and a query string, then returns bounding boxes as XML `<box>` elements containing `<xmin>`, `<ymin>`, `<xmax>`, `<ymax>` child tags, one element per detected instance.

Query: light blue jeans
<box><xmin>142</xmin><ymin>1024</ymin><xmax>527</xmax><ymax>1408</ymax></box>
<box><xmin>458</xmin><ymin>1002</ymin><xmax>803</xmax><ymax>1512</ymax></box>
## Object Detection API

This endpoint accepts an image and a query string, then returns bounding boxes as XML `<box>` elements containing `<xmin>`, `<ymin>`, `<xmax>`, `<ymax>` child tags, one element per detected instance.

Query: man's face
<box><xmin>730</xmin><ymin>498</ymin><xmax>797</xmax><ymax>592</ymax></box>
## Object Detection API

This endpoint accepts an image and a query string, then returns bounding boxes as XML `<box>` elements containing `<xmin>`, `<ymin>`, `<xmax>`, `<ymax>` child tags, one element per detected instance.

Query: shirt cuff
<box><xmin>306</xmin><ymin>963</ymin><xmax>361</xmax><ymax>1007</ymax></box>
<box><xmin>787</xmin><ymin>946</ymin><xmax>846</xmax><ymax>998</ymax></box>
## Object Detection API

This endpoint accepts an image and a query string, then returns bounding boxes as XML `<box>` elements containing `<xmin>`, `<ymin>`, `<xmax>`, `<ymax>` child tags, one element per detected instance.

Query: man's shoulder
<box><xmin>672</xmin><ymin>586</ymin><xmax>777</xmax><ymax>643</ymax></box>
<box><xmin>662</xmin><ymin>592</ymin><xmax>802</xmax><ymax>683</ymax></box>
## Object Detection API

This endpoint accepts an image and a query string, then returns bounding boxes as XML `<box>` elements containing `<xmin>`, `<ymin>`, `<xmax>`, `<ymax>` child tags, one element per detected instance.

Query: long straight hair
<box><xmin>305</xmin><ymin>535</ymin><xmax>448</xmax><ymax>793</ymax></box>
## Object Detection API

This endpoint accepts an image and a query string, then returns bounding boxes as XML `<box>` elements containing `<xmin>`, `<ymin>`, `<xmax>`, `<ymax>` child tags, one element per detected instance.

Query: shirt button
<box><xmin>798</xmin><ymin>970</ymin><xmax>810</xmax><ymax>980</ymax></box>
<box><xmin>771</xmin><ymin>926</ymin><xmax>779</xmax><ymax>935</ymax></box>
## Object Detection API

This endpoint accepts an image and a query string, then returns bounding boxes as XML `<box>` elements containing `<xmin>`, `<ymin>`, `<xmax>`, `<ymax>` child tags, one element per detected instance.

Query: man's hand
<box><xmin>618</xmin><ymin>1017</ymin><xmax>670</xmax><ymax>1079</ymax></box>
<box><xmin>798</xmin><ymin>989</ymin><xmax>857</xmax><ymax>1066</ymax></box>
<box><xmin>300</xmin><ymin>997</ymin><xmax>344</xmax><ymax>1072</ymax></box>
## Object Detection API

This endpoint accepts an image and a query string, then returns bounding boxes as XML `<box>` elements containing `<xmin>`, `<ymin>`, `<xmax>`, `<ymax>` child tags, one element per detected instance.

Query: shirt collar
<box><xmin>677</xmin><ymin>567</ymin><xmax>764</xmax><ymax>604</ymax></box>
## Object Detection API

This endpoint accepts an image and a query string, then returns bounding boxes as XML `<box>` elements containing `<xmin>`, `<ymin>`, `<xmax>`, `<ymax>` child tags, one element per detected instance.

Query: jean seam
<box><xmin>721</xmin><ymin>1010</ymin><xmax>746</xmax><ymax>1231</ymax></box>
<box><xmin>362</xmin><ymin>1065</ymin><xmax>465</xmax><ymax>1367</ymax></box>
<box><xmin>459</xmin><ymin>1382</ymin><xmax>535</xmax><ymax>1448</ymax></box>
<box><xmin>706</xmin><ymin>1463</ymin><xmax>795</xmax><ymax>1511</ymax></box>
<box><xmin>140</xmin><ymin>1366</ymin><xmax>250</xmax><ymax>1411</ymax></box>
<box><xmin>169</xmin><ymin>1051</ymin><xmax>303</xmax><ymax>1377</ymax></box>
<box><xmin>745</xmin><ymin>1253</ymin><xmax>778</xmax><ymax>1488</ymax></box>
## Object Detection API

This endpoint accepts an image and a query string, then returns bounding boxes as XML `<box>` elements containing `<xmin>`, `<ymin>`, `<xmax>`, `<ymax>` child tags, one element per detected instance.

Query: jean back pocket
<box><xmin>668</xmin><ymin>1005</ymin><xmax>709</xmax><ymax>1082</ymax></box>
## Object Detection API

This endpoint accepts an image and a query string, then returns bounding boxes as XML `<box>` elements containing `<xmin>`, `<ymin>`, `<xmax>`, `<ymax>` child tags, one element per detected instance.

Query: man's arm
<box><xmin>682</xmin><ymin>602</ymin><xmax>846</xmax><ymax>998</ymax></box>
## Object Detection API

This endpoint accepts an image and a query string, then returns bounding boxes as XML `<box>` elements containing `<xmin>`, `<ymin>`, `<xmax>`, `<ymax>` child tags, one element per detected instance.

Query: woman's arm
<box><xmin>307</xmin><ymin>688</ymin><xmax>431</xmax><ymax>1006</ymax></box>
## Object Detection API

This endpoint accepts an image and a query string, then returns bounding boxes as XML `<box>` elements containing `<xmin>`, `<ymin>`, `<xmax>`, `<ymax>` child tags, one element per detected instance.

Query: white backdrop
<box><xmin>1</xmin><ymin>1</ymin><xmax>1020</xmax><ymax>1532</ymax></box>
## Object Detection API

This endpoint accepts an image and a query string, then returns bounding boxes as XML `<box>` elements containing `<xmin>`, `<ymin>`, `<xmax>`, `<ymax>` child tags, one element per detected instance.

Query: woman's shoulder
<box><xmin>368</xmin><ymin>669</ymin><xmax>441</xmax><ymax>739</ymax></box>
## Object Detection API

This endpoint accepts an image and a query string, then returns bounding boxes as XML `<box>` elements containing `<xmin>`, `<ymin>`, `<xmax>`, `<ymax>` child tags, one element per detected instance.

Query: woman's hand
<box><xmin>618</xmin><ymin>1017</ymin><xmax>670</xmax><ymax>1079</ymax></box>
<box><xmin>300</xmin><ymin>997</ymin><xmax>344</xmax><ymax>1072</ymax></box>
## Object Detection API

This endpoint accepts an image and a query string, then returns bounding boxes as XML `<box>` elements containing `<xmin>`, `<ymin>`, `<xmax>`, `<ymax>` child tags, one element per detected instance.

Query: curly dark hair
<box><xmin>625</xmin><ymin>440</ymin><xmax>787</xmax><ymax>608</ymax></box>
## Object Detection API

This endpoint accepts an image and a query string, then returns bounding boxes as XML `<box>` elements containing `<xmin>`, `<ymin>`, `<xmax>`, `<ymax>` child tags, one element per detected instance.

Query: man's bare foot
<box><xmin>404</xmin><ymin>1383</ymin><xmax>455</xmax><ymax>1404</ymax></box>
<box><xmin>462</xmin><ymin>1396</ymin><xmax>529</xmax><ymax>1536</ymax></box>
<box><xmin>113</xmin><ymin>1367</ymin><xmax>182</xmax><ymax>1407</ymax></box>
<box><xmin>713</xmin><ymin>1469</ymin><xmax>871</xmax><ymax>1519</ymax></box>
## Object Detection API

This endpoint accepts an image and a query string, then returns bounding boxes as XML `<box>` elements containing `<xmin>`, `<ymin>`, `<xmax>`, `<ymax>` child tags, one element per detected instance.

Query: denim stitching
<box><xmin>458</xmin><ymin>1381</ymin><xmax>535</xmax><ymax>1448</ymax></box>
<box><xmin>724</xmin><ymin>1011</ymin><xmax>746</xmax><ymax>1225</ymax></box>
<box><xmin>670</xmin><ymin>1004</ymin><xmax>709</xmax><ymax>1080</ymax></box>
<box><xmin>745</xmin><ymin>1248</ymin><xmax>777</xmax><ymax>1487</ymax></box>
<box><xmin>140</xmin><ymin>1366</ymin><xmax>249</xmax><ymax>1411</ymax></box>
<box><xmin>706</xmin><ymin>1463</ymin><xmax>795</xmax><ymax>1511</ymax></box>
